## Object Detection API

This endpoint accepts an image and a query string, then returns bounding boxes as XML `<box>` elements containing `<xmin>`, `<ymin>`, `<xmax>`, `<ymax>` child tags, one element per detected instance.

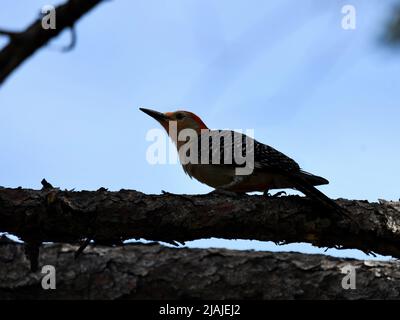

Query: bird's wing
<box><xmin>253</xmin><ymin>139</ymin><xmax>300</xmax><ymax>173</ymax></box>
<box><xmin>194</xmin><ymin>130</ymin><xmax>300</xmax><ymax>173</ymax></box>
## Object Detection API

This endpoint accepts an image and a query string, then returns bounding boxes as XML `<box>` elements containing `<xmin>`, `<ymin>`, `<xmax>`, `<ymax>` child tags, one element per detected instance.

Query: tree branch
<box><xmin>0</xmin><ymin>29</ymin><xmax>20</xmax><ymax>38</ymax></box>
<box><xmin>0</xmin><ymin>0</ymin><xmax>104</xmax><ymax>86</ymax></box>
<box><xmin>0</xmin><ymin>186</ymin><xmax>400</xmax><ymax>260</ymax></box>
<box><xmin>0</xmin><ymin>240</ymin><xmax>399</xmax><ymax>299</ymax></box>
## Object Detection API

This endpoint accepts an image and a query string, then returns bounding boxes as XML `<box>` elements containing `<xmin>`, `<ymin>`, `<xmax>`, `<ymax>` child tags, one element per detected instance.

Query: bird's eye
<box><xmin>175</xmin><ymin>113</ymin><xmax>185</xmax><ymax>120</ymax></box>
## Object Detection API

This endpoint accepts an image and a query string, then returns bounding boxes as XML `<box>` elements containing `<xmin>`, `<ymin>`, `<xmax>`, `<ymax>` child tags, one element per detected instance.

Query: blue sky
<box><xmin>0</xmin><ymin>0</ymin><xmax>399</xmax><ymax>260</ymax></box>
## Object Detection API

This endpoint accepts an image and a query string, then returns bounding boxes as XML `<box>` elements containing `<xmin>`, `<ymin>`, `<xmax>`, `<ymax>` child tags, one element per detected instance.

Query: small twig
<box><xmin>24</xmin><ymin>241</ymin><xmax>41</xmax><ymax>272</ymax></box>
<box><xmin>366</xmin><ymin>250</ymin><xmax>378</xmax><ymax>257</ymax></box>
<box><xmin>41</xmin><ymin>178</ymin><xmax>54</xmax><ymax>190</ymax></box>
<box><xmin>61</xmin><ymin>26</ymin><xmax>77</xmax><ymax>52</ymax></box>
<box><xmin>75</xmin><ymin>196</ymin><xmax>99</xmax><ymax>258</ymax></box>
<box><xmin>161</xmin><ymin>240</ymin><xmax>182</xmax><ymax>247</ymax></box>
<box><xmin>0</xmin><ymin>29</ymin><xmax>20</xmax><ymax>38</ymax></box>
<box><xmin>75</xmin><ymin>238</ymin><xmax>91</xmax><ymax>259</ymax></box>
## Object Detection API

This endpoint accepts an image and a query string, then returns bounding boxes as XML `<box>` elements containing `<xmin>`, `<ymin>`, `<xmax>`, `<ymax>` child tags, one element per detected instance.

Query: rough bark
<box><xmin>1</xmin><ymin>186</ymin><xmax>400</xmax><ymax>260</ymax></box>
<box><xmin>0</xmin><ymin>0</ymin><xmax>104</xmax><ymax>85</ymax></box>
<box><xmin>0</xmin><ymin>239</ymin><xmax>399</xmax><ymax>300</ymax></box>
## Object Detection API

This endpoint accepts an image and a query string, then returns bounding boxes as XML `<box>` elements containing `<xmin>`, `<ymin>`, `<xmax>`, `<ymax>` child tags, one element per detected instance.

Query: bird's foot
<box><xmin>263</xmin><ymin>190</ymin><xmax>287</xmax><ymax>198</ymax></box>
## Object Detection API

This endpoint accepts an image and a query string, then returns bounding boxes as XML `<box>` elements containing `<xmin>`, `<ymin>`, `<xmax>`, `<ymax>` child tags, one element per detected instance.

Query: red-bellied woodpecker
<box><xmin>140</xmin><ymin>108</ymin><xmax>347</xmax><ymax>216</ymax></box>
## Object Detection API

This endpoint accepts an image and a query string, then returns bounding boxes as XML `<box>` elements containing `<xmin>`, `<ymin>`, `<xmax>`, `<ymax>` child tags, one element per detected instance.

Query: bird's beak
<box><xmin>139</xmin><ymin>107</ymin><xmax>168</xmax><ymax>123</ymax></box>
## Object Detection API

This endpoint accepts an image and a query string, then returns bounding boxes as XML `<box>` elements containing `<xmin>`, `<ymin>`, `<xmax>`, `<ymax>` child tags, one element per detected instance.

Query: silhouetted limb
<box><xmin>0</xmin><ymin>0</ymin><xmax>106</xmax><ymax>86</ymax></box>
<box><xmin>0</xmin><ymin>186</ymin><xmax>400</xmax><ymax>261</ymax></box>
<box><xmin>1</xmin><ymin>241</ymin><xmax>400</xmax><ymax>299</ymax></box>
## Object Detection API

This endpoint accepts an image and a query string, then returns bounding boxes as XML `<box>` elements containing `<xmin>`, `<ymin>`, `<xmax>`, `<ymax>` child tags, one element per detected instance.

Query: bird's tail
<box><xmin>291</xmin><ymin>175</ymin><xmax>350</xmax><ymax>219</ymax></box>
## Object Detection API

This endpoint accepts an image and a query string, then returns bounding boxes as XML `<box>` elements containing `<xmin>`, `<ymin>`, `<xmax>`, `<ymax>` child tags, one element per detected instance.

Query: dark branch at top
<box><xmin>0</xmin><ymin>0</ymin><xmax>104</xmax><ymax>86</ymax></box>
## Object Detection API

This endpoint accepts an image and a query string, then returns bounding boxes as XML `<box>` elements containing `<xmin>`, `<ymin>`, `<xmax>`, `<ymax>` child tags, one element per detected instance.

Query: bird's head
<box><xmin>140</xmin><ymin>108</ymin><xmax>208</xmax><ymax>135</ymax></box>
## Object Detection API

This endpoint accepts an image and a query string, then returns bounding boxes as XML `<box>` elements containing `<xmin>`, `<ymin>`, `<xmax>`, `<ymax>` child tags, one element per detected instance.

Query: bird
<box><xmin>140</xmin><ymin>107</ymin><xmax>347</xmax><ymax>216</ymax></box>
